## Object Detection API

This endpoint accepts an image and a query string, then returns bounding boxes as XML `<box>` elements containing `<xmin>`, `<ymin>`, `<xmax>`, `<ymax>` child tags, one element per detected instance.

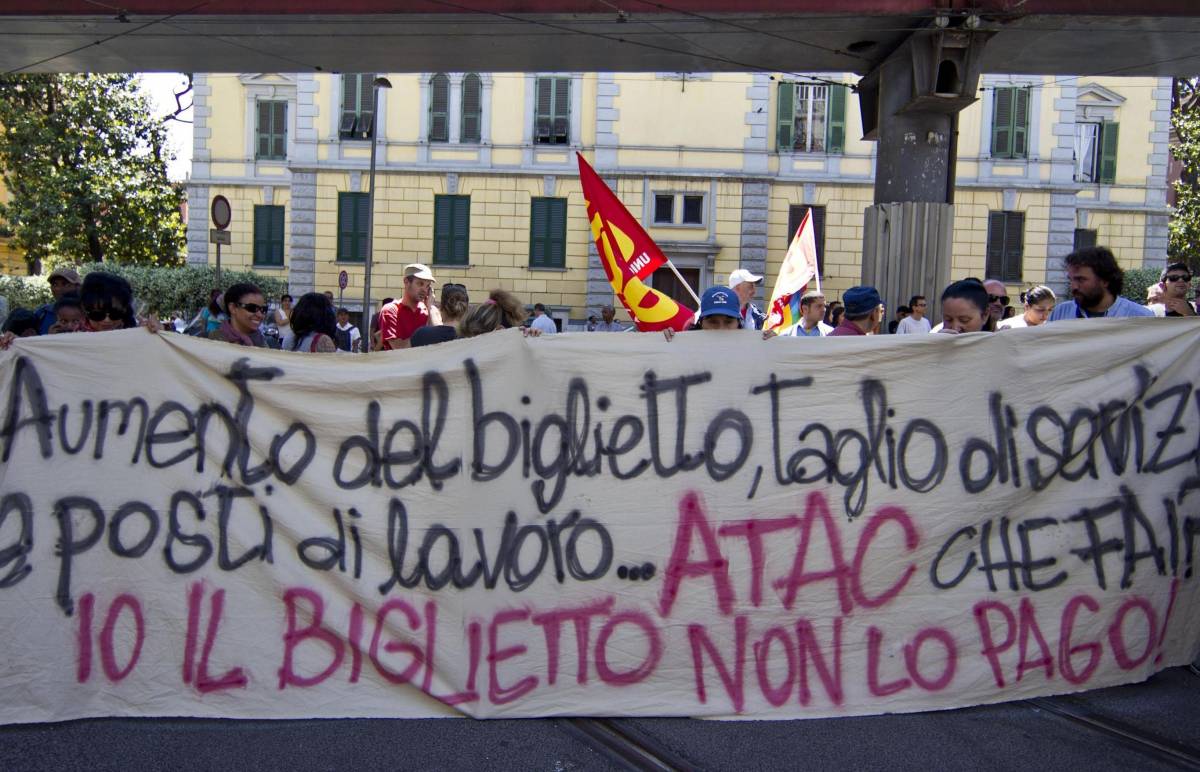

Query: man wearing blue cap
<box><xmin>663</xmin><ymin>285</ymin><xmax>743</xmax><ymax>340</ymax></box>
<box><xmin>828</xmin><ymin>286</ymin><xmax>884</xmax><ymax>336</ymax></box>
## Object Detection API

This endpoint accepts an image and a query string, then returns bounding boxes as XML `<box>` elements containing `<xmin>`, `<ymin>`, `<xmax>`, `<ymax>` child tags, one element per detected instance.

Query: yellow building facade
<box><xmin>187</xmin><ymin>72</ymin><xmax>1171</xmax><ymax>325</ymax></box>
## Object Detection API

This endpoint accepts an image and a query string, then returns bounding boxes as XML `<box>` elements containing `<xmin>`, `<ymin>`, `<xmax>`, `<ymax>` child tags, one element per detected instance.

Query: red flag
<box><xmin>577</xmin><ymin>153</ymin><xmax>695</xmax><ymax>332</ymax></box>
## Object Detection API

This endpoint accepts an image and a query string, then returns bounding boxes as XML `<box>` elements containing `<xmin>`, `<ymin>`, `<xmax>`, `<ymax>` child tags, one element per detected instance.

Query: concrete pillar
<box><xmin>859</xmin><ymin>27</ymin><xmax>990</xmax><ymax>319</ymax></box>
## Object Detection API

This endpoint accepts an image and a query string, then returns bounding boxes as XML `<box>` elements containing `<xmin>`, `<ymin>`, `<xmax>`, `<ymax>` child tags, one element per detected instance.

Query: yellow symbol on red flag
<box><xmin>577</xmin><ymin>153</ymin><xmax>695</xmax><ymax>332</ymax></box>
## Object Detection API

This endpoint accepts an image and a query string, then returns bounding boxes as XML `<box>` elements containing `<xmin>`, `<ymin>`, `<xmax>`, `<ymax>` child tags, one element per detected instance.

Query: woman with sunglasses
<box><xmin>208</xmin><ymin>283</ymin><xmax>268</xmax><ymax>347</ymax></box>
<box><xmin>998</xmin><ymin>285</ymin><xmax>1056</xmax><ymax>329</ymax></box>
<box><xmin>1</xmin><ymin>271</ymin><xmax>160</xmax><ymax>349</ymax></box>
<box><xmin>75</xmin><ymin>271</ymin><xmax>139</xmax><ymax>332</ymax></box>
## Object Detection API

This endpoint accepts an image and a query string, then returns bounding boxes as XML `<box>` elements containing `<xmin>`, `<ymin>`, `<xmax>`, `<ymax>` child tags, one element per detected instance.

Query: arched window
<box><xmin>429</xmin><ymin>73</ymin><xmax>449</xmax><ymax>143</ymax></box>
<box><xmin>461</xmin><ymin>73</ymin><xmax>482</xmax><ymax>144</ymax></box>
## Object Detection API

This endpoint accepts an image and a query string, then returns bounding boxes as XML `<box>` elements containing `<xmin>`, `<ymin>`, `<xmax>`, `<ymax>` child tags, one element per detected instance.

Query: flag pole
<box><xmin>665</xmin><ymin>259</ymin><xmax>702</xmax><ymax>307</ymax></box>
<box><xmin>810</xmin><ymin>207</ymin><xmax>822</xmax><ymax>294</ymax></box>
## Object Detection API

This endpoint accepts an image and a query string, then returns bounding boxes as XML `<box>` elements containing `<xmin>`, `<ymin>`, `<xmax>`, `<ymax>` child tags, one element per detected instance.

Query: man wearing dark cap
<box><xmin>36</xmin><ymin>267</ymin><xmax>82</xmax><ymax>334</ymax></box>
<box><xmin>828</xmin><ymin>286</ymin><xmax>884</xmax><ymax>336</ymax></box>
<box><xmin>1148</xmin><ymin>262</ymin><xmax>1197</xmax><ymax>317</ymax></box>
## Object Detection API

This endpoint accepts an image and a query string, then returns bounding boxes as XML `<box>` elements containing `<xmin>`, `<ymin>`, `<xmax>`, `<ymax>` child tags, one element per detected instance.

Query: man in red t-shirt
<box><xmin>379</xmin><ymin>263</ymin><xmax>436</xmax><ymax>350</ymax></box>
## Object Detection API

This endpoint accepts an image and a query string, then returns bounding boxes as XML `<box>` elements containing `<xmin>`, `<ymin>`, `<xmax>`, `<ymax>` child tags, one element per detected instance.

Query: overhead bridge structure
<box><xmin>2</xmin><ymin>0</ymin><xmax>1199</xmax><ymax>305</ymax></box>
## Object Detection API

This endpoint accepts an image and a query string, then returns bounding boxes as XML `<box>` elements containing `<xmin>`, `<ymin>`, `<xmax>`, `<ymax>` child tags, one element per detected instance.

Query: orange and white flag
<box><xmin>765</xmin><ymin>207</ymin><xmax>820</xmax><ymax>334</ymax></box>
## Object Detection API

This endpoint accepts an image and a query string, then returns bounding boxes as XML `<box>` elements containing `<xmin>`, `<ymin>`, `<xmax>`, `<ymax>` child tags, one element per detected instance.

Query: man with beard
<box><xmin>1048</xmin><ymin>246</ymin><xmax>1153</xmax><ymax>321</ymax></box>
<box><xmin>379</xmin><ymin>263</ymin><xmax>436</xmax><ymax>349</ymax></box>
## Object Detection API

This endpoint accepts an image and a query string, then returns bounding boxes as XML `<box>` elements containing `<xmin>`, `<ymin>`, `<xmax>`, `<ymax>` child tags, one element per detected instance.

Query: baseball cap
<box><xmin>1160</xmin><ymin>262</ymin><xmax>1191</xmax><ymax>281</ymax></box>
<box><xmin>699</xmin><ymin>286</ymin><xmax>742</xmax><ymax>319</ymax></box>
<box><xmin>842</xmin><ymin>286</ymin><xmax>883</xmax><ymax>316</ymax></box>
<box><xmin>48</xmin><ymin>267</ymin><xmax>81</xmax><ymax>284</ymax></box>
<box><xmin>728</xmin><ymin>268</ymin><xmax>763</xmax><ymax>288</ymax></box>
<box><xmin>403</xmin><ymin>263</ymin><xmax>436</xmax><ymax>282</ymax></box>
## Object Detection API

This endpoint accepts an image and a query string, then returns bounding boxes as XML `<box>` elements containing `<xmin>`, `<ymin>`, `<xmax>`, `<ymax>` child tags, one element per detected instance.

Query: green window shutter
<box><xmin>1012</xmin><ymin>87</ymin><xmax>1030</xmax><ymax>158</ymax></box>
<box><xmin>985</xmin><ymin>211</ymin><xmax>1006</xmax><ymax>277</ymax></box>
<box><xmin>338</xmin><ymin>193</ymin><xmax>368</xmax><ymax>262</ymax></box>
<box><xmin>340</xmin><ymin>75</ymin><xmax>360</xmax><ymax>136</ymax></box>
<box><xmin>1003</xmin><ymin>211</ymin><xmax>1024</xmax><ymax>282</ymax></box>
<box><xmin>530</xmin><ymin>198</ymin><xmax>548</xmax><ymax>266</ymax></box>
<box><xmin>359</xmin><ymin>73</ymin><xmax>375</xmax><ymax>139</ymax></box>
<box><xmin>825</xmin><ymin>84</ymin><xmax>847</xmax><ymax>154</ymax></box>
<box><xmin>461</xmin><ymin>74</ymin><xmax>482</xmax><ymax>143</ymax></box>
<box><xmin>256</xmin><ymin>102</ymin><xmax>269</xmax><ymax>159</ymax></box>
<box><xmin>1099</xmin><ymin>121</ymin><xmax>1119</xmax><ymax>184</ymax></box>
<box><xmin>429</xmin><ymin>74</ymin><xmax>449</xmax><ymax>143</ymax></box>
<box><xmin>777</xmin><ymin>81</ymin><xmax>794</xmax><ymax>151</ymax></box>
<box><xmin>433</xmin><ymin>195</ymin><xmax>452</xmax><ymax>263</ymax></box>
<box><xmin>270</xmin><ymin>205</ymin><xmax>285</xmax><ymax>265</ymax></box>
<box><xmin>254</xmin><ymin>205</ymin><xmax>285</xmax><ymax>266</ymax></box>
<box><xmin>991</xmin><ymin>87</ymin><xmax>1013</xmax><ymax>158</ymax></box>
<box><xmin>274</xmin><ymin>101</ymin><xmax>287</xmax><ymax>159</ymax></box>
<box><xmin>253</xmin><ymin>205</ymin><xmax>268</xmax><ymax>263</ymax></box>
<box><xmin>530</xmin><ymin>197</ymin><xmax>566</xmax><ymax>267</ymax></box>
<box><xmin>355</xmin><ymin>193</ymin><xmax>370</xmax><ymax>261</ymax></box>
<box><xmin>552</xmin><ymin>77</ymin><xmax>570</xmax><ymax>143</ymax></box>
<box><xmin>452</xmin><ymin>195</ymin><xmax>471</xmax><ymax>264</ymax></box>
<box><xmin>535</xmin><ymin>77</ymin><xmax>553</xmax><ymax>143</ymax></box>
<box><xmin>547</xmin><ymin>197</ymin><xmax>566</xmax><ymax>267</ymax></box>
<box><xmin>337</xmin><ymin>193</ymin><xmax>353</xmax><ymax>261</ymax></box>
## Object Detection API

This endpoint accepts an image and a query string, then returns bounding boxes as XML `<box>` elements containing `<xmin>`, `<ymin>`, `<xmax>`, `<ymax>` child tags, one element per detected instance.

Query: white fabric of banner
<box><xmin>0</xmin><ymin>320</ymin><xmax>1198</xmax><ymax>722</ymax></box>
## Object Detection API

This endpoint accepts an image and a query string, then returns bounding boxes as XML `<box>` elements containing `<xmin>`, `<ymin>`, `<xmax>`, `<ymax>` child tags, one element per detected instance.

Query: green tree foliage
<box><xmin>1</xmin><ymin>264</ymin><xmax>286</xmax><ymax>318</ymax></box>
<box><xmin>0</xmin><ymin>74</ymin><xmax>185</xmax><ymax>273</ymax></box>
<box><xmin>1170</xmin><ymin>78</ymin><xmax>1200</xmax><ymax>267</ymax></box>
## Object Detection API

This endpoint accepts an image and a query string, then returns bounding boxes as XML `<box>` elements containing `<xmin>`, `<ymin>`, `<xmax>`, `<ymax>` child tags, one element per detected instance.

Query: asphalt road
<box><xmin>1</xmin><ymin>667</ymin><xmax>1197</xmax><ymax>771</ymax></box>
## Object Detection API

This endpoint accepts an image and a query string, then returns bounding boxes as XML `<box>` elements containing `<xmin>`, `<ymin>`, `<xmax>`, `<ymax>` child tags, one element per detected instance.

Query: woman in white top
<box><xmin>998</xmin><ymin>285</ymin><xmax>1055</xmax><ymax>330</ymax></box>
<box><xmin>274</xmin><ymin>293</ymin><xmax>294</xmax><ymax>350</ymax></box>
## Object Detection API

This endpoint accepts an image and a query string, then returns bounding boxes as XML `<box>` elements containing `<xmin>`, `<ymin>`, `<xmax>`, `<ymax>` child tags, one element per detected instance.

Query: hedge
<box><xmin>1</xmin><ymin>264</ymin><xmax>289</xmax><ymax>318</ymax></box>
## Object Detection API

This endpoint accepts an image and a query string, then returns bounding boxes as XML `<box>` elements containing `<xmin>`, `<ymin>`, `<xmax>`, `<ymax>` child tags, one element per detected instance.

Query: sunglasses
<box><xmin>988</xmin><ymin>294</ymin><xmax>1010</xmax><ymax>306</ymax></box>
<box><xmin>85</xmin><ymin>306</ymin><xmax>126</xmax><ymax>322</ymax></box>
<box><xmin>234</xmin><ymin>302</ymin><xmax>268</xmax><ymax>314</ymax></box>
<box><xmin>1164</xmin><ymin>274</ymin><xmax>1192</xmax><ymax>283</ymax></box>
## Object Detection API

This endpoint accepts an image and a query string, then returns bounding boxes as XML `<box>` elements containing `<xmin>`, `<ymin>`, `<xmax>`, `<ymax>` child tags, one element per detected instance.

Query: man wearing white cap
<box><xmin>728</xmin><ymin>268</ymin><xmax>766</xmax><ymax>330</ymax></box>
<box><xmin>379</xmin><ymin>263</ymin><xmax>436</xmax><ymax>350</ymax></box>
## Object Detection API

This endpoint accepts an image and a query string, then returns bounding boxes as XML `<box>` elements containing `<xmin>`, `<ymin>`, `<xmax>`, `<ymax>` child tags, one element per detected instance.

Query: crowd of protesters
<box><xmin>1</xmin><ymin>247</ymin><xmax>1194</xmax><ymax>353</ymax></box>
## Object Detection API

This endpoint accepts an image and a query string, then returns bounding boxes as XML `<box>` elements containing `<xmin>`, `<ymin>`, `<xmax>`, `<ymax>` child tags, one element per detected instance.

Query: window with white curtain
<box><xmin>1074</xmin><ymin>122</ymin><xmax>1100</xmax><ymax>183</ymax></box>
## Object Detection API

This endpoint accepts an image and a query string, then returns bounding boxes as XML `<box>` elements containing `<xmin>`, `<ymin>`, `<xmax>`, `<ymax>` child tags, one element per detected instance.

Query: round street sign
<box><xmin>338</xmin><ymin>270</ymin><xmax>349</xmax><ymax>290</ymax></box>
<box><xmin>211</xmin><ymin>195</ymin><xmax>232</xmax><ymax>230</ymax></box>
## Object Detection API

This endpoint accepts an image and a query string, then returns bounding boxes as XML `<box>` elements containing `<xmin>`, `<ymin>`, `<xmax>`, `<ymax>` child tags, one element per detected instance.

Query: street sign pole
<box><xmin>361</xmin><ymin>77</ymin><xmax>392</xmax><ymax>353</ymax></box>
<box><xmin>210</xmin><ymin>196</ymin><xmax>232</xmax><ymax>289</ymax></box>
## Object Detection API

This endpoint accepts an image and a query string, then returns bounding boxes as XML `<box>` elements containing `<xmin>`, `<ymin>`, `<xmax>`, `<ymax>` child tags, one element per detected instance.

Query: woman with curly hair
<box><xmin>412</xmin><ymin>283</ymin><xmax>470</xmax><ymax>347</ymax></box>
<box><xmin>458</xmin><ymin>289</ymin><xmax>529</xmax><ymax>338</ymax></box>
<box><xmin>288</xmin><ymin>292</ymin><xmax>338</xmax><ymax>353</ymax></box>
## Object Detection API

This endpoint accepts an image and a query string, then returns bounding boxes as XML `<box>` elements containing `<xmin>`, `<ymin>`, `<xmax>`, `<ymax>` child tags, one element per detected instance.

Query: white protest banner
<box><xmin>0</xmin><ymin>320</ymin><xmax>1198</xmax><ymax>722</ymax></box>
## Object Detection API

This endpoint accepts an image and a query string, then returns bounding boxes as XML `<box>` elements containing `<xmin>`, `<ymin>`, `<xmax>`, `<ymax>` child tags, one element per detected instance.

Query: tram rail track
<box><xmin>560</xmin><ymin>718</ymin><xmax>697</xmax><ymax>771</ymax></box>
<box><xmin>1029</xmin><ymin>695</ymin><xmax>1200</xmax><ymax>771</ymax></box>
<box><xmin>558</xmin><ymin>668</ymin><xmax>1200</xmax><ymax>772</ymax></box>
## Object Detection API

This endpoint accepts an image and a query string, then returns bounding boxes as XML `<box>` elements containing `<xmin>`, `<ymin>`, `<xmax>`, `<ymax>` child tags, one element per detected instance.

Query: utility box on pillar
<box><xmin>857</xmin><ymin>24</ymin><xmax>991</xmax><ymax>321</ymax></box>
